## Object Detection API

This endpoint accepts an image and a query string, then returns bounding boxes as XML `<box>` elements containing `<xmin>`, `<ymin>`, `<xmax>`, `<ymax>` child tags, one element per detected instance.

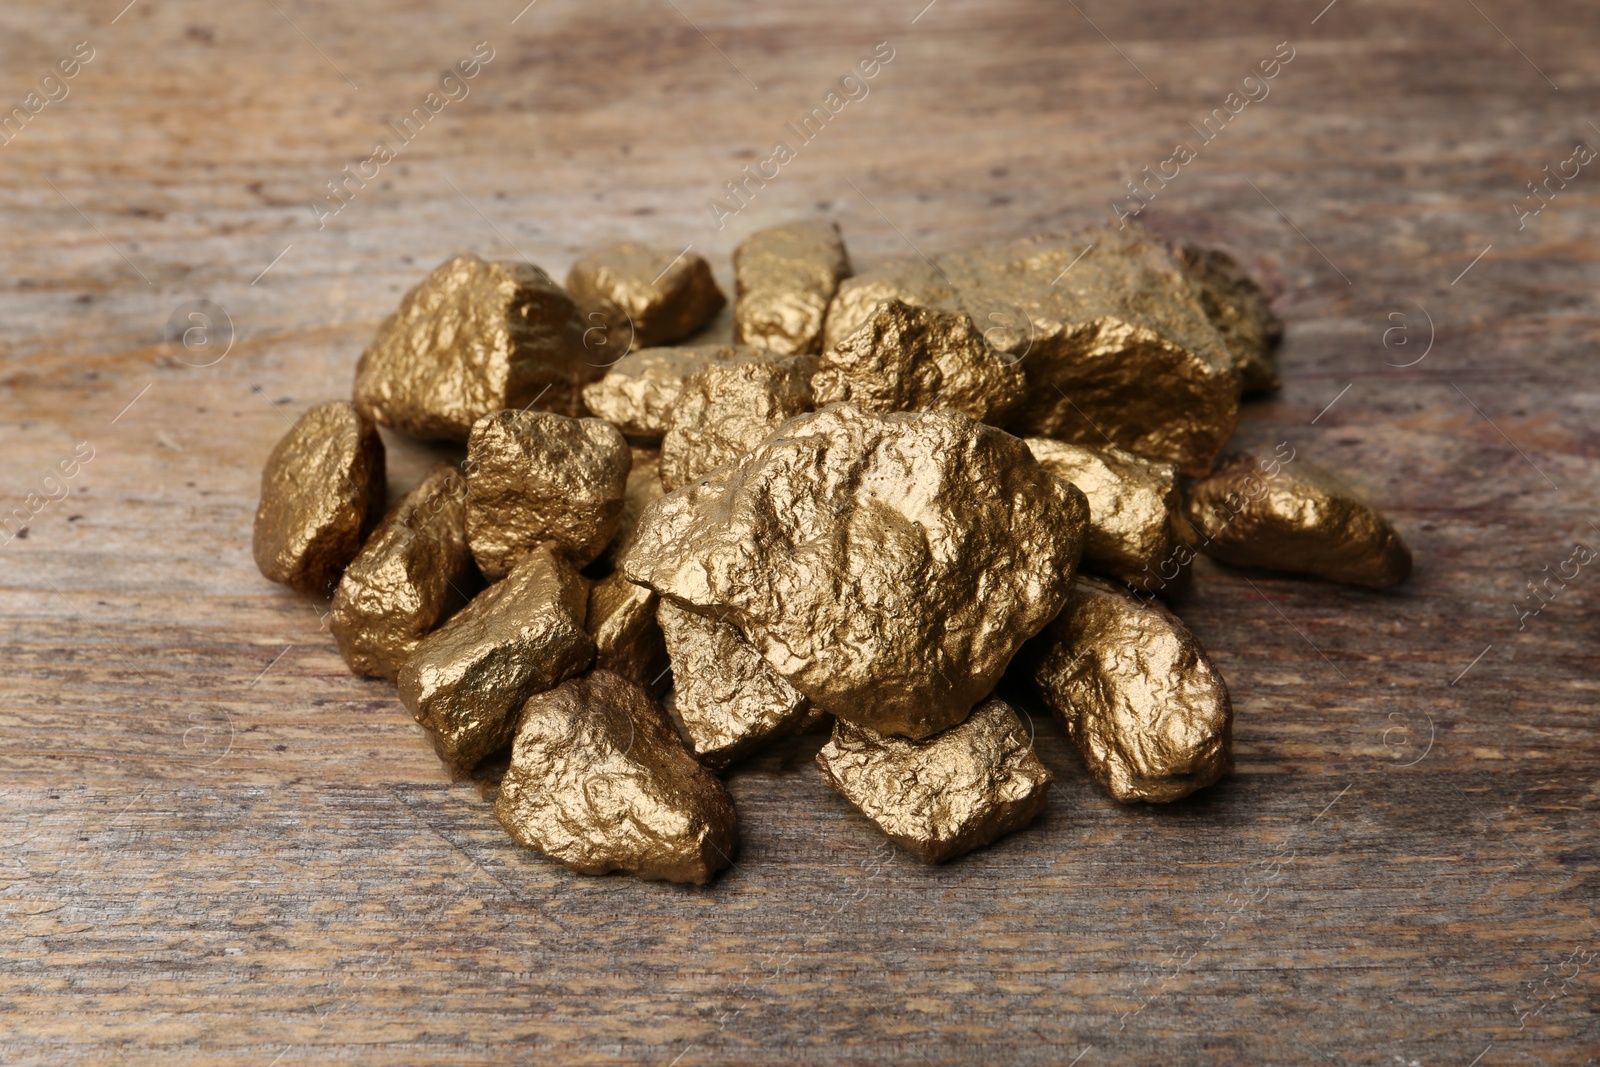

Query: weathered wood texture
<box><xmin>2</xmin><ymin>0</ymin><xmax>1597</xmax><ymax>1063</ymax></box>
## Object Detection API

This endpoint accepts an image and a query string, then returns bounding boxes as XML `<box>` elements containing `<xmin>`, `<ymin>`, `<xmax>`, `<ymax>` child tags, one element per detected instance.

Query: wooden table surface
<box><xmin>3</xmin><ymin>0</ymin><xmax>1597</xmax><ymax>1063</ymax></box>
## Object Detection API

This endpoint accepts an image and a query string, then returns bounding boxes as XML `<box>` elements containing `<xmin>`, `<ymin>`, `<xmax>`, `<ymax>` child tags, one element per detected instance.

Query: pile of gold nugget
<box><xmin>252</xmin><ymin>221</ymin><xmax>1411</xmax><ymax>884</ymax></box>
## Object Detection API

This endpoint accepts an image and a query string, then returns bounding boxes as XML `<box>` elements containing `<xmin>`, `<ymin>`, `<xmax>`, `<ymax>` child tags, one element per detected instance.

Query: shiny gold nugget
<box><xmin>495</xmin><ymin>670</ymin><xmax>739</xmax><ymax>884</ymax></box>
<box><xmin>353</xmin><ymin>254</ymin><xmax>594</xmax><ymax>440</ymax></box>
<box><xmin>657</xmin><ymin>600</ymin><xmax>811</xmax><ymax>770</ymax></box>
<box><xmin>1179</xmin><ymin>245</ymin><xmax>1282</xmax><ymax>395</ymax></box>
<box><xmin>733</xmin><ymin>219</ymin><xmax>852</xmax><ymax>355</ymax></box>
<box><xmin>253</xmin><ymin>400</ymin><xmax>385</xmax><ymax>597</ymax></box>
<box><xmin>811</xmin><ymin>298</ymin><xmax>1025</xmax><ymax>426</ymax></box>
<box><xmin>659</xmin><ymin>356</ymin><xmax>814</xmax><ymax>491</ymax></box>
<box><xmin>1185</xmin><ymin>451</ymin><xmax>1412</xmax><ymax>589</ymax></box>
<box><xmin>566</xmin><ymin>242</ymin><xmax>726</xmax><ymax>351</ymax></box>
<box><xmin>1025</xmin><ymin>437</ymin><xmax>1189</xmax><ymax>593</ymax></box>
<box><xmin>330</xmin><ymin>464</ymin><xmax>476</xmax><ymax>679</ymax></box>
<box><xmin>580</xmin><ymin>344</ymin><xmax>764</xmax><ymax>437</ymax></box>
<box><xmin>398</xmin><ymin>543</ymin><xmax>593</xmax><ymax>778</ymax></box>
<box><xmin>587</xmin><ymin>571</ymin><xmax>669</xmax><ymax>695</ymax></box>
<box><xmin>464</xmin><ymin>409</ymin><xmax>630</xmax><ymax>578</ymax></box>
<box><xmin>822</xmin><ymin>259</ymin><xmax>960</xmax><ymax>352</ymax></box>
<box><xmin>625</xmin><ymin>405</ymin><xmax>1089</xmax><ymax>739</ymax></box>
<box><xmin>943</xmin><ymin>229</ymin><xmax>1240</xmax><ymax>475</ymax></box>
<box><xmin>827</xmin><ymin>228</ymin><xmax>1241</xmax><ymax>475</ymax></box>
<box><xmin>816</xmin><ymin>698</ymin><xmax>1052</xmax><ymax>864</ymax></box>
<box><xmin>1035</xmin><ymin>576</ymin><xmax>1233</xmax><ymax>803</ymax></box>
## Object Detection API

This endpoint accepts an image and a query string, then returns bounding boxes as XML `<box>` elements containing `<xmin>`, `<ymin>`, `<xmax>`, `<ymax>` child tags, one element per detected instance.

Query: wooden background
<box><xmin>2</xmin><ymin>0</ymin><xmax>1597</xmax><ymax>1063</ymax></box>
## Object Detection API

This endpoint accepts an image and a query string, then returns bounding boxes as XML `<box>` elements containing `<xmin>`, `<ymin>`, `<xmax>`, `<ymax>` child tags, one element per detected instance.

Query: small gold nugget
<box><xmin>733</xmin><ymin>219</ymin><xmax>852</xmax><ymax>355</ymax></box>
<box><xmin>625</xmin><ymin>405</ymin><xmax>1088</xmax><ymax>739</ymax></box>
<box><xmin>1035</xmin><ymin>577</ymin><xmax>1233</xmax><ymax>803</ymax></box>
<box><xmin>580</xmin><ymin>344</ymin><xmax>764</xmax><ymax>437</ymax></box>
<box><xmin>659</xmin><ymin>356</ymin><xmax>814</xmax><ymax>491</ymax></box>
<box><xmin>826</xmin><ymin>228</ymin><xmax>1241</xmax><ymax>475</ymax></box>
<box><xmin>566</xmin><ymin>242</ymin><xmax>726</xmax><ymax>351</ymax></box>
<box><xmin>811</xmin><ymin>298</ymin><xmax>1025</xmax><ymax>426</ymax></box>
<box><xmin>597</xmin><ymin>446</ymin><xmax>665</xmax><ymax>572</ymax></box>
<box><xmin>464</xmin><ymin>409</ymin><xmax>630</xmax><ymax>578</ymax></box>
<box><xmin>1185</xmin><ymin>451</ymin><xmax>1412</xmax><ymax>589</ymax></box>
<box><xmin>1025</xmin><ymin>437</ymin><xmax>1190</xmax><ymax>593</ymax></box>
<box><xmin>330</xmin><ymin>464</ymin><xmax>476</xmax><ymax>679</ymax></box>
<box><xmin>816</xmin><ymin>698</ymin><xmax>1052</xmax><ymax>864</ymax></box>
<box><xmin>495</xmin><ymin>670</ymin><xmax>739</xmax><ymax>884</ymax></box>
<box><xmin>353</xmin><ymin>254</ymin><xmax>594</xmax><ymax>440</ymax></box>
<box><xmin>252</xmin><ymin>400</ymin><xmax>385</xmax><ymax>597</ymax></box>
<box><xmin>656</xmin><ymin>600</ymin><xmax>812</xmax><ymax>770</ymax></box>
<box><xmin>1179</xmin><ymin>245</ymin><xmax>1282</xmax><ymax>395</ymax></box>
<box><xmin>587</xmin><ymin>571</ymin><xmax>669</xmax><ymax>695</ymax></box>
<box><xmin>398</xmin><ymin>543</ymin><xmax>593</xmax><ymax>778</ymax></box>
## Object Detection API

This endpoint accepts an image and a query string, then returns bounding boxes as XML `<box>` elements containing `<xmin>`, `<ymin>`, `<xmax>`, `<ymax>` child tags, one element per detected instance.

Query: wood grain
<box><xmin>2</xmin><ymin>0</ymin><xmax>1597</xmax><ymax>1063</ymax></box>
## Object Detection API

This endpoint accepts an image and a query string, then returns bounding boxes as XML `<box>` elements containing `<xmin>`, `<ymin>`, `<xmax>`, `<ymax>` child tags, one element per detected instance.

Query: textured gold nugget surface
<box><xmin>253</xmin><ymin>400</ymin><xmax>385</xmax><ymax>597</ymax></box>
<box><xmin>495</xmin><ymin>670</ymin><xmax>739</xmax><ymax>884</ymax></box>
<box><xmin>625</xmin><ymin>405</ymin><xmax>1088</xmax><ymax>739</ymax></box>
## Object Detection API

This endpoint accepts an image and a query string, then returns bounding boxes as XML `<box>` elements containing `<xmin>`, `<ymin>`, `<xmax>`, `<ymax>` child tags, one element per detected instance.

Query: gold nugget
<box><xmin>464</xmin><ymin>409</ymin><xmax>630</xmax><ymax>578</ymax></box>
<box><xmin>823</xmin><ymin>259</ymin><xmax>960</xmax><ymax>352</ymax></box>
<box><xmin>587</xmin><ymin>571</ymin><xmax>669</xmax><ymax>695</ymax></box>
<box><xmin>659</xmin><ymin>356</ymin><xmax>813</xmax><ymax>491</ymax></box>
<box><xmin>580</xmin><ymin>344</ymin><xmax>764</xmax><ymax>437</ymax></box>
<box><xmin>566</xmin><ymin>242</ymin><xmax>726</xmax><ymax>351</ymax></box>
<box><xmin>816</xmin><ymin>698</ymin><xmax>1052</xmax><ymax>864</ymax></box>
<box><xmin>1185</xmin><ymin>451</ymin><xmax>1412</xmax><ymax>588</ymax></box>
<box><xmin>1035</xmin><ymin>577</ymin><xmax>1233</xmax><ymax>803</ymax></box>
<box><xmin>1179</xmin><ymin>245</ymin><xmax>1283</xmax><ymax>395</ymax></box>
<box><xmin>733</xmin><ymin>219</ymin><xmax>852</xmax><ymax>355</ymax></box>
<box><xmin>656</xmin><ymin>600</ymin><xmax>811</xmax><ymax>770</ymax></box>
<box><xmin>811</xmin><ymin>298</ymin><xmax>1025</xmax><ymax>426</ymax></box>
<box><xmin>826</xmin><ymin>228</ymin><xmax>1241</xmax><ymax>475</ymax></box>
<box><xmin>625</xmin><ymin>405</ymin><xmax>1088</xmax><ymax>739</ymax></box>
<box><xmin>1025</xmin><ymin>437</ymin><xmax>1190</xmax><ymax>593</ymax></box>
<box><xmin>495</xmin><ymin>670</ymin><xmax>739</xmax><ymax>884</ymax></box>
<box><xmin>398</xmin><ymin>543</ymin><xmax>593</xmax><ymax>778</ymax></box>
<box><xmin>330</xmin><ymin>464</ymin><xmax>476</xmax><ymax>679</ymax></box>
<box><xmin>353</xmin><ymin>254</ymin><xmax>594</xmax><ymax>440</ymax></box>
<box><xmin>253</xmin><ymin>400</ymin><xmax>385</xmax><ymax>597</ymax></box>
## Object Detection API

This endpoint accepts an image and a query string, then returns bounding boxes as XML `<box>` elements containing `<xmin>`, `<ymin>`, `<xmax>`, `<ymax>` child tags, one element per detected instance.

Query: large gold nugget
<box><xmin>566</xmin><ymin>242</ymin><xmax>726</xmax><ymax>351</ymax></box>
<box><xmin>353</xmin><ymin>254</ymin><xmax>593</xmax><ymax>440</ymax></box>
<box><xmin>1185</xmin><ymin>451</ymin><xmax>1413</xmax><ymax>588</ymax></box>
<box><xmin>495</xmin><ymin>670</ymin><xmax>739</xmax><ymax>884</ymax></box>
<box><xmin>398</xmin><ymin>543</ymin><xmax>593</xmax><ymax>778</ymax></box>
<box><xmin>580</xmin><ymin>344</ymin><xmax>765</xmax><ymax>437</ymax></box>
<box><xmin>1179</xmin><ymin>245</ymin><xmax>1282</xmax><ymax>395</ymax></box>
<box><xmin>625</xmin><ymin>405</ymin><xmax>1089</xmax><ymax>739</ymax></box>
<box><xmin>658</xmin><ymin>356</ymin><xmax>814</xmax><ymax>491</ymax></box>
<box><xmin>816</xmin><ymin>698</ymin><xmax>1052</xmax><ymax>864</ymax></box>
<box><xmin>587</xmin><ymin>571</ymin><xmax>669</xmax><ymax>695</ymax></box>
<box><xmin>464</xmin><ymin>409</ymin><xmax>630</xmax><ymax>578</ymax></box>
<box><xmin>811</xmin><ymin>299</ymin><xmax>1025</xmax><ymax>426</ymax></box>
<box><xmin>733</xmin><ymin>219</ymin><xmax>852</xmax><ymax>355</ymax></box>
<box><xmin>943</xmin><ymin>230</ymin><xmax>1239</xmax><ymax>476</ymax></box>
<box><xmin>329</xmin><ymin>464</ymin><xmax>476</xmax><ymax>679</ymax></box>
<box><xmin>826</xmin><ymin>229</ymin><xmax>1240</xmax><ymax>475</ymax></box>
<box><xmin>253</xmin><ymin>400</ymin><xmax>385</xmax><ymax>597</ymax></box>
<box><xmin>1035</xmin><ymin>577</ymin><xmax>1233</xmax><ymax>803</ymax></box>
<box><xmin>1025</xmin><ymin>437</ymin><xmax>1189</xmax><ymax>592</ymax></box>
<box><xmin>657</xmin><ymin>600</ymin><xmax>811</xmax><ymax>770</ymax></box>
<box><xmin>597</xmin><ymin>446</ymin><xmax>666</xmax><ymax>572</ymax></box>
